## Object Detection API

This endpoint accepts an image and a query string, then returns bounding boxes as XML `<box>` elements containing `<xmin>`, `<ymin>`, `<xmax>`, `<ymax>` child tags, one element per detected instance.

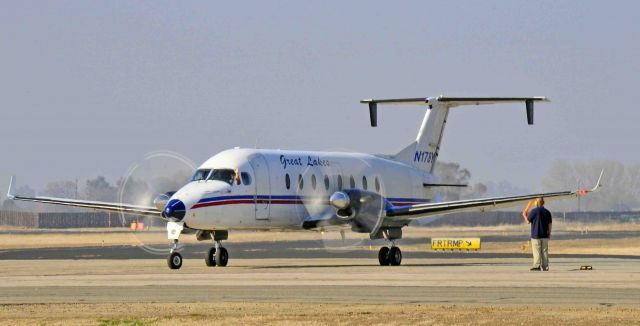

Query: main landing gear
<box><xmin>376</xmin><ymin>228</ymin><xmax>402</xmax><ymax>266</ymax></box>
<box><xmin>203</xmin><ymin>230</ymin><xmax>229</xmax><ymax>268</ymax></box>
<box><xmin>205</xmin><ymin>241</ymin><xmax>229</xmax><ymax>267</ymax></box>
<box><xmin>378</xmin><ymin>245</ymin><xmax>402</xmax><ymax>266</ymax></box>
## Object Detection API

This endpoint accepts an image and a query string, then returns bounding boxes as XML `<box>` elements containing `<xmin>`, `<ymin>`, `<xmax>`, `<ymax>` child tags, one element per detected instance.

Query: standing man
<box><xmin>526</xmin><ymin>197</ymin><xmax>552</xmax><ymax>271</ymax></box>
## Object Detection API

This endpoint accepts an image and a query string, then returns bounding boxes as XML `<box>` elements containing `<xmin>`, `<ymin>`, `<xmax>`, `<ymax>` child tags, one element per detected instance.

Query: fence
<box><xmin>0</xmin><ymin>210</ymin><xmax>150</xmax><ymax>228</ymax></box>
<box><xmin>1</xmin><ymin>210</ymin><xmax>637</xmax><ymax>229</ymax></box>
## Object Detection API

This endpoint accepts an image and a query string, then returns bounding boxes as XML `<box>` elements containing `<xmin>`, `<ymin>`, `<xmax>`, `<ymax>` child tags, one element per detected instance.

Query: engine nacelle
<box><xmin>329</xmin><ymin>189</ymin><xmax>389</xmax><ymax>232</ymax></box>
<box><xmin>153</xmin><ymin>191</ymin><xmax>176</xmax><ymax>211</ymax></box>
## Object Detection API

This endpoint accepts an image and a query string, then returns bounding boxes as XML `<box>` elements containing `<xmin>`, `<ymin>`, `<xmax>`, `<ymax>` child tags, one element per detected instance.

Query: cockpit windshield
<box><xmin>191</xmin><ymin>169</ymin><xmax>211</xmax><ymax>181</ymax></box>
<box><xmin>208</xmin><ymin>169</ymin><xmax>236</xmax><ymax>185</ymax></box>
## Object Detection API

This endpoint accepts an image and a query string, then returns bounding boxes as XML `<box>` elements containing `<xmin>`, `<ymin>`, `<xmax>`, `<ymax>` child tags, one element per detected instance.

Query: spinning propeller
<box><xmin>117</xmin><ymin>150</ymin><xmax>195</xmax><ymax>254</ymax></box>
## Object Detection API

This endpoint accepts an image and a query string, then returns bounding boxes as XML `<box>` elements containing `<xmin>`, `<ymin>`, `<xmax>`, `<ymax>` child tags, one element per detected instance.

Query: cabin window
<box><xmin>362</xmin><ymin>176</ymin><xmax>368</xmax><ymax>190</ymax></box>
<box><xmin>285</xmin><ymin>174</ymin><xmax>291</xmax><ymax>190</ymax></box>
<box><xmin>191</xmin><ymin>169</ymin><xmax>211</xmax><ymax>181</ymax></box>
<box><xmin>208</xmin><ymin>169</ymin><xmax>236</xmax><ymax>185</ymax></box>
<box><xmin>337</xmin><ymin>175</ymin><xmax>343</xmax><ymax>190</ymax></box>
<box><xmin>349</xmin><ymin>176</ymin><xmax>355</xmax><ymax>188</ymax></box>
<box><xmin>298</xmin><ymin>174</ymin><xmax>304</xmax><ymax>190</ymax></box>
<box><xmin>311</xmin><ymin>174</ymin><xmax>317</xmax><ymax>190</ymax></box>
<box><xmin>375</xmin><ymin>177</ymin><xmax>380</xmax><ymax>192</ymax></box>
<box><xmin>324</xmin><ymin>175</ymin><xmax>330</xmax><ymax>191</ymax></box>
<box><xmin>241</xmin><ymin>172</ymin><xmax>252</xmax><ymax>185</ymax></box>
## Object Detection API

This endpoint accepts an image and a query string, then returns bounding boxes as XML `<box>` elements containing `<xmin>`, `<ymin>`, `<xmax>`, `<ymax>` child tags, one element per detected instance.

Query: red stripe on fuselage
<box><xmin>191</xmin><ymin>199</ymin><xmax>255</xmax><ymax>209</ymax></box>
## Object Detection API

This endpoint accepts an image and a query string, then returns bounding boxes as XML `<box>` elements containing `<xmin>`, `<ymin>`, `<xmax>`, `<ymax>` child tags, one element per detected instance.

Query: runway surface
<box><xmin>1</xmin><ymin>257</ymin><xmax>638</xmax><ymax>306</ymax></box>
<box><xmin>2</xmin><ymin>236</ymin><xmax>640</xmax><ymax>260</ymax></box>
<box><xmin>1</xmin><ymin>229</ymin><xmax>639</xmax><ymax>318</ymax></box>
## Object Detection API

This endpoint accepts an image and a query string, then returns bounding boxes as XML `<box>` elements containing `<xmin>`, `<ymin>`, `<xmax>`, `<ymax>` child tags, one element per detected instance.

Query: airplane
<box><xmin>6</xmin><ymin>96</ymin><xmax>603</xmax><ymax>269</ymax></box>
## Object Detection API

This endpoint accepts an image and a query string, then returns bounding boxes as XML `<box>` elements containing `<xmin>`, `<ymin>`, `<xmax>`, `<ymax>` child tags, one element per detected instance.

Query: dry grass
<box><xmin>1</xmin><ymin>223</ymin><xmax>639</xmax><ymax>255</ymax></box>
<box><xmin>0</xmin><ymin>302</ymin><xmax>639</xmax><ymax>326</ymax></box>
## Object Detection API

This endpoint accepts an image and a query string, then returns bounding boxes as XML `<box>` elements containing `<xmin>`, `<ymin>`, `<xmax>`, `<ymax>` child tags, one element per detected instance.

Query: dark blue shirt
<box><xmin>527</xmin><ymin>206</ymin><xmax>552</xmax><ymax>239</ymax></box>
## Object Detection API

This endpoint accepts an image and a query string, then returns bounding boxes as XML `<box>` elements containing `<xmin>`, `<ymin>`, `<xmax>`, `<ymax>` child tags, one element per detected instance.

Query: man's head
<box><xmin>537</xmin><ymin>197</ymin><xmax>545</xmax><ymax>207</ymax></box>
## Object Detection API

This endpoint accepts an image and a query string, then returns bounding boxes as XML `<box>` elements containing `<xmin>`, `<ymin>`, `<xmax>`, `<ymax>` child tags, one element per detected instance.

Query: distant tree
<box><xmin>40</xmin><ymin>180</ymin><xmax>77</xmax><ymax>198</ymax></box>
<box><xmin>484</xmin><ymin>180</ymin><xmax>530</xmax><ymax>197</ymax></box>
<box><xmin>116</xmin><ymin>176</ymin><xmax>151</xmax><ymax>205</ymax></box>
<box><xmin>1</xmin><ymin>198</ymin><xmax>17</xmax><ymax>210</ymax></box>
<box><xmin>433</xmin><ymin>161</ymin><xmax>487</xmax><ymax>201</ymax></box>
<box><xmin>84</xmin><ymin>176</ymin><xmax>117</xmax><ymax>202</ymax></box>
<box><xmin>115</xmin><ymin>169</ymin><xmax>191</xmax><ymax>206</ymax></box>
<box><xmin>15</xmin><ymin>185</ymin><xmax>35</xmax><ymax>197</ymax></box>
<box><xmin>6</xmin><ymin>185</ymin><xmax>37</xmax><ymax>210</ymax></box>
<box><xmin>542</xmin><ymin>159</ymin><xmax>640</xmax><ymax>212</ymax></box>
<box><xmin>38</xmin><ymin>180</ymin><xmax>83</xmax><ymax>212</ymax></box>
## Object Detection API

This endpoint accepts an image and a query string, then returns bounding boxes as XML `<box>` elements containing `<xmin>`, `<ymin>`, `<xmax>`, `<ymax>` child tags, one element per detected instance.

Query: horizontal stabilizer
<box><xmin>361</xmin><ymin>96</ymin><xmax>549</xmax><ymax>126</ymax></box>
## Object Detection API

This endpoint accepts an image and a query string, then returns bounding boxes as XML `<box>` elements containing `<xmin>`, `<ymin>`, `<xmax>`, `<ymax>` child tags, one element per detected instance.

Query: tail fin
<box><xmin>361</xmin><ymin>96</ymin><xmax>549</xmax><ymax>173</ymax></box>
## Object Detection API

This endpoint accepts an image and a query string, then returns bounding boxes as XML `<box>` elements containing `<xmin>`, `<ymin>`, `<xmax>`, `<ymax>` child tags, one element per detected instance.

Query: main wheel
<box><xmin>205</xmin><ymin>247</ymin><xmax>217</xmax><ymax>267</ymax></box>
<box><xmin>217</xmin><ymin>247</ymin><xmax>229</xmax><ymax>267</ymax></box>
<box><xmin>167</xmin><ymin>252</ymin><xmax>183</xmax><ymax>269</ymax></box>
<box><xmin>378</xmin><ymin>246</ymin><xmax>390</xmax><ymax>266</ymax></box>
<box><xmin>389</xmin><ymin>247</ymin><xmax>402</xmax><ymax>266</ymax></box>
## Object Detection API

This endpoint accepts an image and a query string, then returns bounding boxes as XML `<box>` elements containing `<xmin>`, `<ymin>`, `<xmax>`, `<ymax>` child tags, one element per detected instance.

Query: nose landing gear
<box><xmin>166</xmin><ymin>221</ymin><xmax>184</xmax><ymax>270</ymax></box>
<box><xmin>168</xmin><ymin>240</ymin><xmax>183</xmax><ymax>269</ymax></box>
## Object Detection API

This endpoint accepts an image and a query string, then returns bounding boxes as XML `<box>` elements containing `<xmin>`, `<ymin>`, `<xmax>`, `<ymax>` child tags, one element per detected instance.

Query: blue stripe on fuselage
<box><xmin>196</xmin><ymin>194</ymin><xmax>429</xmax><ymax>205</ymax></box>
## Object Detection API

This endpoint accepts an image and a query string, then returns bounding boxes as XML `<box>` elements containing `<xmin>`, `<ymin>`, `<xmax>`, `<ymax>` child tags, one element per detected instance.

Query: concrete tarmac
<box><xmin>0</xmin><ymin>257</ymin><xmax>638</xmax><ymax>306</ymax></box>
<box><xmin>2</xmin><ymin>238</ymin><xmax>639</xmax><ymax>260</ymax></box>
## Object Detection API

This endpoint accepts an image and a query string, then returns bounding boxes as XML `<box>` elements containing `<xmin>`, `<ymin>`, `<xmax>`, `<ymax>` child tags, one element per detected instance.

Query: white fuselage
<box><xmin>170</xmin><ymin>148</ymin><xmax>434</xmax><ymax>231</ymax></box>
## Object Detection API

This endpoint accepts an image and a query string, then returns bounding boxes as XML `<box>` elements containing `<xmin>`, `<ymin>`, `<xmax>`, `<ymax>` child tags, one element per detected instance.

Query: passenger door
<box><xmin>249</xmin><ymin>154</ymin><xmax>270</xmax><ymax>220</ymax></box>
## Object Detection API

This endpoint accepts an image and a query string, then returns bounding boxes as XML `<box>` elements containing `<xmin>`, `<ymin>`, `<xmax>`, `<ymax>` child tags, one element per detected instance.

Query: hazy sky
<box><xmin>1</xmin><ymin>1</ymin><xmax>639</xmax><ymax>192</ymax></box>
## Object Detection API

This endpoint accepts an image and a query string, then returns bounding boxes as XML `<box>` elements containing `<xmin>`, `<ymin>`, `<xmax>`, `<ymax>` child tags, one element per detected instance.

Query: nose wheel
<box><xmin>205</xmin><ymin>241</ymin><xmax>229</xmax><ymax>267</ymax></box>
<box><xmin>378</xmin><ymin>246</ymin><xmax>402</xmax><ymax>266</ymax></box>
<box><xmin>168</xmin><ymin>251</ymin><xmax>183</xmax><ymax>269</ymax></box>
<box><xmin>167</xmin><ymin>238</ymin><xmax>183</xmax><ymax>269</ymax></box>
<box><xmin>166</xmin><ymin>221</ymin><xmax>184</xmax><ymax>270</ymax></box>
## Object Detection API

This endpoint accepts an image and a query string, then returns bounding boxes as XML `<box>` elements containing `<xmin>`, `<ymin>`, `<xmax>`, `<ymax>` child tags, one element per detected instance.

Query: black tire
<box><xmin>217</xmin><ymin>247</ymin><xmax>229</xmax><ymax>267</ymax></box>
<box><xmin>205</xmin><ymin>247</ymin><xmax>217</xmax><ymax>267</ymax></box>
<box><xmin>167</xmin><ymin>252</ymin><xmax>183</xmax><ymax>270</ymax></box>
<box><xmin>378</xmin><ymin>247</ymin><xmax>390</xmax><ymax>266</ymax></box>
<box><xmin>389</xmin><ymin>247</ymin><xmax>402</xmax><ymax>266</ymax></box>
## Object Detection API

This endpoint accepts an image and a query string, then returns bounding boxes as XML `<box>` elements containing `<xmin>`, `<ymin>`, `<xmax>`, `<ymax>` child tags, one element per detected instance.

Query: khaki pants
<box><xmin>531</xmin><ymin>238</ymin><xmax>549</xmax><ymax>269</ymax></box>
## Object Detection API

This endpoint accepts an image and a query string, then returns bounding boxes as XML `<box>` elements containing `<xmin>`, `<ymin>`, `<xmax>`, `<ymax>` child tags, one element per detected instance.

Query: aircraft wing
<box><xmin>6</xmin><ymin>177</ymin><xmax>161</xmax><ymax>217</ymax></box>
<box><xmin>386</xmin><ymin>170</ymin><xmax>603</xmax><ymax>221</ymax></box>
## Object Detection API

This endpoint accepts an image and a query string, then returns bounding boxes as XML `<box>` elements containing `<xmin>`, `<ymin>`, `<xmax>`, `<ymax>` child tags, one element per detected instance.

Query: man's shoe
<box><xmin>542</xmin><ymin>267</ymin><xmax>549</xmax><ymax>271</ymax></box>
<box><xmin>530</xmin><ymin>267</ymin><xmax>541</xmax><ymax>271</ymax></box>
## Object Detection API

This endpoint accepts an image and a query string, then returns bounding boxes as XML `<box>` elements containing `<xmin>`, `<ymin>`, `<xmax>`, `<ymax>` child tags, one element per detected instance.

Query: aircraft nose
<box><xmin>163</xmin><ymin>199</ymin><xmax>186</xmax><ymax>220</ymax></box>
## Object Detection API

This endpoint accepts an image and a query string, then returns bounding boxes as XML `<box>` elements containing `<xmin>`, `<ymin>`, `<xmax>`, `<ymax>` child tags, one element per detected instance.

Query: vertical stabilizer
<box><xmin>393</xmin><ymin>104</ymin><xmax>449</xmax><ymax>173</ymax></box>
<box><xmin>361</xmin><ymin>96</ymin><xmax>548</xmax><ymax>174</ymax></box>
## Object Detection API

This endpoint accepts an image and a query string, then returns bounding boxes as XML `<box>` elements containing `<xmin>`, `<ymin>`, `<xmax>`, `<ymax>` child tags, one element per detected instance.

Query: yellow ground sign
<box><xmin>431</xmin><ymin>238</ymin><xmax>481</xmax><ymax>250</ymax></box>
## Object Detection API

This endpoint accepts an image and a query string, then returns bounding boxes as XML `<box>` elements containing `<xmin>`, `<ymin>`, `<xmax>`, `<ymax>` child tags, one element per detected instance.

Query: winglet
<box><xmin>7</xmin><ymin>176</ymin><xmax>15</xmax><ymax>200</ymax></box>
<box><xmin>590</xmin><ymin>169</ymin><xmax>604</xmax><ymax>192</ymax></box>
